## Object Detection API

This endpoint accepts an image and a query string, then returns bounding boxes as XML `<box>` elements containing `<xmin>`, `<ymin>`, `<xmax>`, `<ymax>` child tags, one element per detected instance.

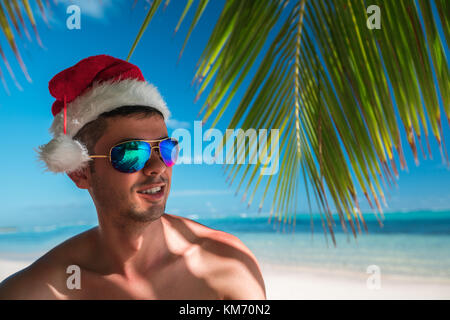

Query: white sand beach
<box><xmin>1</xmin><ymin>258</ymin><xmax>450</xmax><ymax>299</ymax></box>
<box><xmin>259</xmin><ymin>262</ymin><xmax>450</xmax><ymax>299</ymax></box>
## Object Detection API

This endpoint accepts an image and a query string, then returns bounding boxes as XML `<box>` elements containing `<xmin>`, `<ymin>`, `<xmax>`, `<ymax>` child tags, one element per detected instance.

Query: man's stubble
<box><xmin>90</xmin><ymin>171</ymin><xmax>166</xmax><ymax>226</ymax></box>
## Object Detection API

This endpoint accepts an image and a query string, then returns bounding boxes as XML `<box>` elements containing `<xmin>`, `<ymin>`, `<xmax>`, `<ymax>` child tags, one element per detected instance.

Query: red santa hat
<box><xmin>37</xmin><ymin>54</ymin><xmax>170</xmax><ymax>173</ymax></box>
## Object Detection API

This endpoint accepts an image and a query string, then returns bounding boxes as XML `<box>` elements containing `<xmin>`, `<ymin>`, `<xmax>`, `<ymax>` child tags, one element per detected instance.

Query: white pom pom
<box><xmin>37</xmin><ymin>135</ymin><xmax>91</xmax><ymax>173</ymax></box>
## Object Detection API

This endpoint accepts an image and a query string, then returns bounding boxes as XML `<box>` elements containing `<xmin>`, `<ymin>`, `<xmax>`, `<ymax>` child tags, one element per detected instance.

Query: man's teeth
<box><xmin>139</xmin><ymin>186</ymin><xmax>162</xmax><ymax>194</ymax></box>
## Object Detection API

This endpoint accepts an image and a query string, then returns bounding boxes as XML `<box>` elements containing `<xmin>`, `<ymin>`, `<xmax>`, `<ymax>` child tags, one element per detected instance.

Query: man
<box><xmin>0</xmin><ymin>55</ymin><xmax>266</xmax><ymax>300</ymax></box>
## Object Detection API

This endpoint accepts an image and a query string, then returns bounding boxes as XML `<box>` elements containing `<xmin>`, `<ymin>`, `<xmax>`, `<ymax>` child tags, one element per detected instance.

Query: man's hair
<box><xmin>73</xmin><ymin>105</ymin><xmax>164</xmax><ymax>173</ymax></box>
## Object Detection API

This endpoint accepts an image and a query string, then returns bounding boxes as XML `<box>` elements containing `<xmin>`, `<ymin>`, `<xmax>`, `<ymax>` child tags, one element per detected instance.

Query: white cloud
<box><xmin>171</xmin><ymin>189</ymin><xmax>232</xmax><ymax>197</ymax></box>
<box><xmin>30</xmin><ymin>0</ymin><xmax>129</xmax><ymax>30</ymax></box>
<box><xmin>59</xmin><ymin>0</ymin><xmax>115</xmax><ymax>19</ymax></box>
<box><xmin>176</xmin><ymin>154</ymin><xmax>204</xmax><ymax>164</ymax></box>
<box><xmin>167</xmin><ymin>119</ymin><xmax>191</xmax><ymax>129</ymax></box>
<box><xmin>205</xmin><ymin>201</ymin><xmax>217</xmax><ymax>213</ymax></box>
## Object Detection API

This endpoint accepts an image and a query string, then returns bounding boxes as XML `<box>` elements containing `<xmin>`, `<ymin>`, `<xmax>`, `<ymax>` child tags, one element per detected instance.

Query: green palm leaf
<box><xmin>0</xmin><ymin>0</ymin><xmax>53</xmax><ymax>92</ymax></box>
<box><xmin>129</xmin><ymin>0</ymin><xmax>449</xmax><ymax>243</ymax></box>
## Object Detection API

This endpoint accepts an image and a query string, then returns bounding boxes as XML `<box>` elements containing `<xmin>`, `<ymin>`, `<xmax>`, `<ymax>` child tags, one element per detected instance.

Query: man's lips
<box><xmin>136</xmin><ymin>184</ymin><xmax>166</xmax><ymax>201</ymax></box>
<box><xmin>136</xmin><ymin>183</ymin><xmax>165</xmax><ymax>193</ymax></box>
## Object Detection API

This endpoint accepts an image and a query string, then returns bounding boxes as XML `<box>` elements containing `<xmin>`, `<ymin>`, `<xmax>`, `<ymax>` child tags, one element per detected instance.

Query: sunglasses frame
<box><xmin>90</xmin><ymin>137</ymin><xmax>179</xmax><ymax>172</ymax></box>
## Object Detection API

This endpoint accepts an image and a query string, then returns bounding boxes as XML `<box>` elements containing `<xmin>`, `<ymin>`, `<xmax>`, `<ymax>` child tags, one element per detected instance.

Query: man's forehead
<box><xmin>102</xmin><ymin>116</ymin><xmax>168</xmax><ymax>145</ymax></box>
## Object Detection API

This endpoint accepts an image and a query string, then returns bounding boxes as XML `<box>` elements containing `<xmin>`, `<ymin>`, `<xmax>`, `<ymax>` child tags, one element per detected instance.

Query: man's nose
<box><xmin>142</xmin><ymin>148</ymin><xmax>167</xmax><ymax>176</ymax></box>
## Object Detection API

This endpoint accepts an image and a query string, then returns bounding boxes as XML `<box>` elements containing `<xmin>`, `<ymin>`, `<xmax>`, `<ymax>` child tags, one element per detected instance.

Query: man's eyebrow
<box><xmin>114</xmin><ymin>136</ymin><xmax>169</xmax><ymax>144</ymax></box>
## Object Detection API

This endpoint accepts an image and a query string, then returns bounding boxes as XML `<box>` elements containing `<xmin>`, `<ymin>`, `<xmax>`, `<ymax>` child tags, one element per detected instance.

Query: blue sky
<box><xmin>0</xmin><ymin>0</ymin><xmax>449</xmax><ymax>228</ymax></box>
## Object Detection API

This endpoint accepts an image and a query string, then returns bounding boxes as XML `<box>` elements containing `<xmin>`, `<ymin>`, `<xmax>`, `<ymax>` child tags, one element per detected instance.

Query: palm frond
<box><xmin>0</xmin><ymin>0</ymin><xmax>53</xmax><ymax>92</ymax></box>
<box><xmin>127</xmin><ymin>0</ymin><xmax>163</xmax><ymax>61</ymax></box>
<box><xmin>129</xmin><ymin>0</ymin><xmax>449</xmax><ymax>242</ymax></box>
<box><xmin>22</xmin><ymin>0</ymin><xmax>44</xmax><ymax>48</ymax></box>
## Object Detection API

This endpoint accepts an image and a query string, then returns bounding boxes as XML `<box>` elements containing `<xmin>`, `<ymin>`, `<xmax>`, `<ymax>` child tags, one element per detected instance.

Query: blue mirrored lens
<box><xmin>159</xmin><ymin>138</ymin><xmax>179</xmax><ymax>167</ymax></box>
<box><xmin>111</xmin><ymin>141</ymin><xmax>151</xmax><ymax>173</ymax></box>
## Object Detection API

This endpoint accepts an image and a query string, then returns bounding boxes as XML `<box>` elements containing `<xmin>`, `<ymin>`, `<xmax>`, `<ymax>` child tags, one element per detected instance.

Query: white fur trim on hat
<box><xmin>38</xmin><ymin>78</ymin><xmax>170</xmax><ymax>173</ymax></box>
<box><xmin>50</xmin><ymin>78</ymin><xmax>171</xmax><ymax>138</ymax></box>
<box><xmin>37</xmin><ymin>134</ymin><xmax>91</xmax><ymax>173</ymax></box>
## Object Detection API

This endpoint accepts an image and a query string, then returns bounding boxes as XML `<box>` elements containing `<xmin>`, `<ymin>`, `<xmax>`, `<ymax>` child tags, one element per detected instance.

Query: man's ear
<box><xmin>67</xmin><ymin>167</ymin><xmax>91</xmax><ymax>189</ymax></box>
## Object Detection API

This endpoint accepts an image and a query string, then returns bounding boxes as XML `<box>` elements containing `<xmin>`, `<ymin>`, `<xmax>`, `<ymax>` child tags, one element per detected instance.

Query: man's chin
<box><xmin>125</xmin><ymin>206</ymin><xmax>165</xmax><ymax>223</ymax></box>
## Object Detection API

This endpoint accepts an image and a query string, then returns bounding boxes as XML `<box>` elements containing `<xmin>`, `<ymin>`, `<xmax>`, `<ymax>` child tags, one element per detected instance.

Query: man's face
<box><xmin>86</xmin><ymin>115</ymin><xmax>172</xmax><ymax>224</ymax></box>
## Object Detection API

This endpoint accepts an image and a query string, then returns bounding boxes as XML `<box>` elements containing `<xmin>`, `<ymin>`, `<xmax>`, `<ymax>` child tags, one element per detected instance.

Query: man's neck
<box><xmin>95</xmin><ymin>214</ymin><xmax>169</xmax><ymax>280</ymax></box>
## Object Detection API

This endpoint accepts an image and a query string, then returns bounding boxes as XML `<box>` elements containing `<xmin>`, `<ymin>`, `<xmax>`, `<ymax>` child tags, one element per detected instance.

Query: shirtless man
<box><xmin>0</xmin><ymin>55</ymin><xmax>266</xmax><ymax>300</ymax></box>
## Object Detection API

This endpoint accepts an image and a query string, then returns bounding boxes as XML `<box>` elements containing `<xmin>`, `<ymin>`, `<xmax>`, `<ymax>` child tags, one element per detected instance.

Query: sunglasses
<box><xmin>90</xmin><ymin>137</ymin><xmax>179</xmax><ymax>173</ymax></box>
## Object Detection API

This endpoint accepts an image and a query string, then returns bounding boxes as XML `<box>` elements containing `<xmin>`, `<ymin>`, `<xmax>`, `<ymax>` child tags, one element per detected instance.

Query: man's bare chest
<box><xmin>63</xmin><ymin>258</ymin><xmax>220</xmax><ymax>300</ymax></box>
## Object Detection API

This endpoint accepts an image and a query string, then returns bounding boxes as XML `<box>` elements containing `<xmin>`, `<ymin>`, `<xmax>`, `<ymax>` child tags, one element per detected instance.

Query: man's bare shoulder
<box><xmin>165</xmin><ymin>214</ymin><xmax>266</xmax><ymax>299</ymax></box>
<box><xmin>0</xmin><ymin>228</ymin><xmax>96</xmax><ymax>300</ymax></box>
<box><xmin>199</xmin><ymin>230</ymin><xmax>267</xmax><ymax>299</ymax></box>
<box><xmin>0</xmin><ymin>256</ymin><xmax>62</xmax><ymax>299</ymax></box>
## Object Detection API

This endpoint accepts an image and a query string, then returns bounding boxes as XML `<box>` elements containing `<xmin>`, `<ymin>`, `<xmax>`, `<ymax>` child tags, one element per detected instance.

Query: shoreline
<box><xmin>1</xmin><ymin>257</ymin><xmax>450</xmax><ymax>299</ymax></box>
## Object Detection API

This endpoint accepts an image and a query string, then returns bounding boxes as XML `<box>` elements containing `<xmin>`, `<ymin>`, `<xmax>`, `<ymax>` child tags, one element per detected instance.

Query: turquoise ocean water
<box><xmin>0</xmin><ymin>210</ymin><xmax>449</xmax><ymax>280</ymax></box>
